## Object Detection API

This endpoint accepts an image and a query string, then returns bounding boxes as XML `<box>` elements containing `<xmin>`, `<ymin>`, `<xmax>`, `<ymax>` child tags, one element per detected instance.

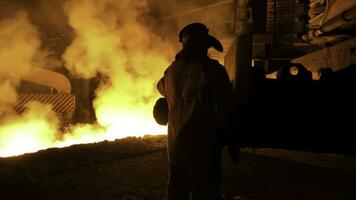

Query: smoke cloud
<box><xmin>62</xmin><ymin>0</ymin><xmax>172</xmax><ymax>138</ymax></box>
<box><xmin>0</xmin><ymin>102</ymin><xmax>60</xmax><ymax>157</ymax></box>
<box><xmin>0</xmin><ymin>11</ymin><xmax>63</xmax><ymax>156</ymax></box>
<box><xmin>0</xmin><ymin>11</ymin><xmax>40</xmax><ymax>105</ymax></box>
<box><xmin>0</xmin><ymin>11</ymin><xmax>61</xmax><ymax>106</ymax></box>
<box><xmin>0</xmin><ymin>0</ymin><xmax>233</xmax><ymax>157</ymax></box>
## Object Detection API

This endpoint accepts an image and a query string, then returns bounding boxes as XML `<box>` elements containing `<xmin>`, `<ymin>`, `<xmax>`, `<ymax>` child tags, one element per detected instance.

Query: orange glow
<box><xmin>0</xmin><ymin>103</ymin><xmax>60</xmax><ymax>157</ymax></box>
<box><xmin>0</xmin><ymin>1</ymin><xmax>171</xmax><ymax>157</ymax></box>
<box><xmin>62</xmin><ymin>0</ymin><xmax>169</xmax><ymax>144</ymax></box>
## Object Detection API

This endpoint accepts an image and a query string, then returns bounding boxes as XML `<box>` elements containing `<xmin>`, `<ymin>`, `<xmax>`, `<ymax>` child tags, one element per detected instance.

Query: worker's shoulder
<box><xmin>163</xmin><ymin>61</ymin><xmax>177</xmax><ymax>74</ymax></box>
<box><xmin>206</xmin><ymin>58</ymin><xmax>226</xmax><ymax>72</ymax></box>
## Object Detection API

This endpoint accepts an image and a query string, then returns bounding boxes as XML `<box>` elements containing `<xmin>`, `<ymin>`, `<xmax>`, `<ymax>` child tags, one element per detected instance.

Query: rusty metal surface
<box><xmin>321</xmin><ymin>0</ymin><xmax>356</xmax><ymax>24</ymax></box>
<box><xmin>266</xmin><ymin>0</ymin><xmax>296</xmax><ymax>34</ymax></box>
<box><xmin>292</xmin><ymin>37</ymin><xmax>356</xmax><ymax>72</ymax></box>
<box><xmin>22</xmin><ymin>67</ymin><xmax>72</xmax><ymax>93</ymax></box>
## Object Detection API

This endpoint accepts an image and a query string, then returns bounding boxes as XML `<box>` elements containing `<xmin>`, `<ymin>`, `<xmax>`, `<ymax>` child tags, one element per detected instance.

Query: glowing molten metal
<box><xmin>0</xmin><ymin>0</ymin><xmax>171</xmax><ymax>157</ymax></box>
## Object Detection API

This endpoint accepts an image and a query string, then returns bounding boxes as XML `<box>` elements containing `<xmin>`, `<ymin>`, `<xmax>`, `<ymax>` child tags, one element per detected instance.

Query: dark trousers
<box><xmin>167</xmin><ymin>150</ymin><xmax>222</xmax><ymax>200</ymax></box>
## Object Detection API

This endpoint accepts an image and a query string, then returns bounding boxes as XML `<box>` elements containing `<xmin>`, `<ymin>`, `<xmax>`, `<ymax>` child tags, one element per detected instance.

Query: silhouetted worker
<box><xmin>157</xmin><ymin>23</ymin><xmax>238</xmax><ymax>200</ymax></box>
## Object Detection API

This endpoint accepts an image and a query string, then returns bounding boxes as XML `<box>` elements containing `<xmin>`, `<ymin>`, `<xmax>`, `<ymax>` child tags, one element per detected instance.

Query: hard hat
<box><xmin>179</xmin><ymin>23</ymin><xmax>223</xmax><ymax>52</ymax></box>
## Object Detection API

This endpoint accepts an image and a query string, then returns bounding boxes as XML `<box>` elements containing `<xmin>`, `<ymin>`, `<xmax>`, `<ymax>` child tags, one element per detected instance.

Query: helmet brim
<box><xmin>208</xmin><ymin>35</ymin><xmax>223</xmax><ymax>52</ymax></box>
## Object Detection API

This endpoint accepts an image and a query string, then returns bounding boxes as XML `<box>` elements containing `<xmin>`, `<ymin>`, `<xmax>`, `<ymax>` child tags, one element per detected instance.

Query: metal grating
<box><xmin>13</xmin><ymin>93</ymin><xmax>75</xmax><ymax>115</ymax></box>
<box><xmin>267</xmin><ymin>0</ymin><xmax>296</xmax><ymax>34</ymax></box>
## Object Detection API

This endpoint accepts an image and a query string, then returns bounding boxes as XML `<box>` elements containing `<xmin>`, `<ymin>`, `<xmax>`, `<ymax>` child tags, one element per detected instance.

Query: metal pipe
<box><xmin>234</xmin><ymin>0</ymin><xmax>250</xmax><ymax>35</ymax></box>
<box><xmin>233</xmin><ymin>0</ymin><xmax>252</xmax><ymax>105</ymax></box>
<box><xmin>273</xmin><ymin>0</ymin><xmax>277</xmax><ymax>46</ymax></box>
<box><xmin>320</xmin><ymin>6</ymin><xmax>356</xmax><ymax>33</ymax></box>
<box><xmin>158</xmin><ymin>0</ymin><xmax>234</xmax><ymax>21</ymax></box>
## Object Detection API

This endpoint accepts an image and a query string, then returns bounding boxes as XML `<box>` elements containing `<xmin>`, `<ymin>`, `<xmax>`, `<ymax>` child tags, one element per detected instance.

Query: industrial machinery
<box><xmin>224</xmin><ymin>0</ymin><xmax>356</xmax><ymax>154</ymax></box>
<box><xmin>10</xmin><ymin>67</ymin><xmax>75</xmax><ymax>125</ymax></box>
<box><xmin>2</xmin><ymin>0</ymin><xmax>354</xmax><ymax>154</ymax></box>
<box><xmin>155</xmin><ymin>0</ymin><xmax>355</xmax><ymax>154</ymax></box>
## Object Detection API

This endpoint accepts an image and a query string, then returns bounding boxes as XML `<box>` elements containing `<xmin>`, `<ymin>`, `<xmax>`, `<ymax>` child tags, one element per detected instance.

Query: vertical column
<box><xmin>233</xmin><ymin>0</ymin><xmax>252</xmax><ymax>106</ymax></box>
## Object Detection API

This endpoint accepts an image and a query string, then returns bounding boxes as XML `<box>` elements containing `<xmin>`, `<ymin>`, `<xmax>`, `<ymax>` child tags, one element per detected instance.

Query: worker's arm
<box><xmin>157</xmin><ymin>66</ymin><xmax>171</xmax><ymax>97</ymax></box>
<box><xmin>211</xmin><ymin>65</ymin><xmax>240</xmax><ymax>163</ymax></box>
<box><xmin>157</xmin><ymin>77</ymin><xmax>166</xmax><ymax>97</ymax></box>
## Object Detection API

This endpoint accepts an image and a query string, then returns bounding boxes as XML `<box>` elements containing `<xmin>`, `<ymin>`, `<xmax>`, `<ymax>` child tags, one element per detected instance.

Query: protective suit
<box><xmin>157</xmin><ymin>24</ymin><xmax>237</xmax><ymax>198</ymax></box>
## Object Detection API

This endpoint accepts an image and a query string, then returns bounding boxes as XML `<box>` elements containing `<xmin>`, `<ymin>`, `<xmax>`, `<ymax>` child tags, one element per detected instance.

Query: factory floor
<box><xmin>1</xmin><ymin>136</ymin><xmax>355</xmax><ymax>200</ymax></box>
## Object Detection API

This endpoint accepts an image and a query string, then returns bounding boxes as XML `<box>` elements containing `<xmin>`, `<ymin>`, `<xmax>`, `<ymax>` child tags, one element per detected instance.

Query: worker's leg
<box><xmin>167</xmin><ymin>163</ymin><xmax>192</xmax><ymax>200</ymax></box>
<box><xmin>191</xmin><ymin>149</ymin><xmax>222</xmax><ymax>200</ymax></box>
